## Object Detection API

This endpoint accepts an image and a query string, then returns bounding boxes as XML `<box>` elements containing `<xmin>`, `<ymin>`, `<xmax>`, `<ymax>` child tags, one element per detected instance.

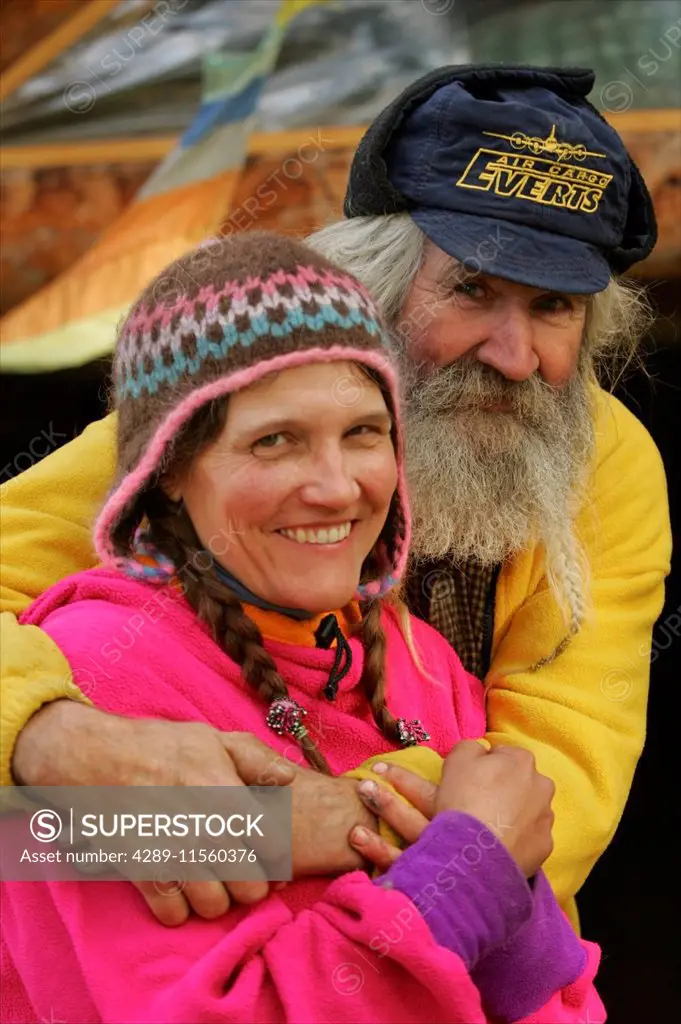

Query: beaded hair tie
<box><xmin>266</xmin><ymin>697</ymin><xmax>429</xmax><ymax>753</ymax></box>
<box><xmin>396</xmin><ymin>718</ymin><xmax>430</xmax><ymax>747</ymax></box>
<box><xmin>266</xmin><ymin>697</ymin><xmax>309</xmax><ymax>742</ymax></box>
<box><xmin>114</xmin><ymin>526</ymin><xmax>176</xmax><ymax>583</ymax></box>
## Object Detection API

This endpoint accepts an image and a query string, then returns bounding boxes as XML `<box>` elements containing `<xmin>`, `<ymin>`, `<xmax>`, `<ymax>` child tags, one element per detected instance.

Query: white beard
<box><xmin>398</xmin><ymin>354</ymin><xmax>595</xmax><ymax>568</ymax></box>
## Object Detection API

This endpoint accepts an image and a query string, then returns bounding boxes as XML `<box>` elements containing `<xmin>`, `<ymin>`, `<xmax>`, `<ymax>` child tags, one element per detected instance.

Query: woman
<box><xmin>1</xmin><ymin>233</ymin><xmax>604</xmax><ymax>1023</ymax></box>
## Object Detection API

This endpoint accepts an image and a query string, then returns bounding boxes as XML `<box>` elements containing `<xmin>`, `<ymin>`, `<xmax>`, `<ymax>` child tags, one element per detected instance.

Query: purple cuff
<box><xmin>472</xmin><ymin>869</ymin><xmax>587</xmax><ymax>1022</ymax></box>
<box><xmin>374</xmin><ymin>812</ymin><xmax>587</xmax><ymax>1022</ymax></box>
<box><xmin>374</xmin><ymin>811</ymin><xmax>532</xmax><ymax>968</ymax></box>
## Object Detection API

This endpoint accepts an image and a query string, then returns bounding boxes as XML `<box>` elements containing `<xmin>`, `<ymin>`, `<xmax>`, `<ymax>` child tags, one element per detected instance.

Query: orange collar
<box><xmin>244</xmin><ymin>602</ymin><xmax>361</xmax><ymax>647</ymax></box>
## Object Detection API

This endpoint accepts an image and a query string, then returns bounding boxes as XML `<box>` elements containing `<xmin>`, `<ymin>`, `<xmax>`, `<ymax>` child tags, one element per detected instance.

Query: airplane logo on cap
<box><xmin>483</xmin><ymin>124</ymin><xmax>607</xmax><ymax>163</ymax></box>
<box><xmin>456</xmin><ymin>124</ymin><xmax>612</xmax><ymax>214</ymax></box>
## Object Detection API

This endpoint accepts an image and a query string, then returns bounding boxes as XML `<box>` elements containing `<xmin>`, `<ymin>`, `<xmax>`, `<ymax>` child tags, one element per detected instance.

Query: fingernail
<box><xmin>351</xmin><ymin>826</ymin><xmax>370</xmax><ymax>845</ymax></box>
<box><xmin>358</xmin><ymin>780</ymin><xmax>378</xmax><ymax>798</ymax></box>
<box><xmin>371</xmin><ymin>762</ymin><xmax>388</xmax><ymax>775</ymax></box>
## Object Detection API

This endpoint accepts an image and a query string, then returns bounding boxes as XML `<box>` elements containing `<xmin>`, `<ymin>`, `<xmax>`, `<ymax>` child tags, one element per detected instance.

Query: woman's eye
<box><xmin>252</xmin><ymin>432</ymin><xmax>287</xmax><ymax>450</ymax></box>
<box><xmin>346</xmin><ymin>424</ymin><xmax>383</xmax><ymax>439</ymax></box>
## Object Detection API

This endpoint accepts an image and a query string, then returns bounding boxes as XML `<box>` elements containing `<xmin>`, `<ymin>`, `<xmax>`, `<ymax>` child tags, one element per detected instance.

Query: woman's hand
<box><xmin>349</xmin><ymin>762</ymin><xmax>434</xmax><ymax>870</ymax></box>
<box><xmin>350</xmin><ymin>740</ymin><xmax>555</xmax><ymax>879</ymax></box>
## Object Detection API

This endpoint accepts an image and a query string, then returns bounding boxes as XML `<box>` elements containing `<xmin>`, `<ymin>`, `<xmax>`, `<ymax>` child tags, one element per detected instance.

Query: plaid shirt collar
<box><xmin>405</xmin><ymin>556</ymin><xmax>500</xmax><ymax>678</ymax></box>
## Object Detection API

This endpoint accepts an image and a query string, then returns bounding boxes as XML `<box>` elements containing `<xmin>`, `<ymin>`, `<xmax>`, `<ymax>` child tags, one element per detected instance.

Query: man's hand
<box><xmin>12</xmin><ymin>701</ymin><xmax>377</xmax><ymax>922</ymax></box>
<box><xmin>12</xmin><ymin>702</ymin><xmax>295</xmax><ymax>925</ymax></box>
<box><xmin>220</xmin><ymin>733</ymin><xmax>378</xmax><ymax>877</ymax></box>
<box><xmin>294</xmin><ymin>773</ymin><xmax>378</xmax><ymax>876</ymax></box>
<box><xmin>12</xmin><ymin>701</ymin><xmax>297</xmax><ymax>789</ymax></box>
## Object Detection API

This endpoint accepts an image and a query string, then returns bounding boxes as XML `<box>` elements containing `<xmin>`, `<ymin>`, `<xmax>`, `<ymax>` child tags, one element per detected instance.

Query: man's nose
<box><xmin>299</xmin><ymin>447</ymin><xmax>361</xmax><ymax>509</ymax></box>
<box><xmin>475</xmin><ymin>308</ymin><xmax>540</xmax><ymax>382</ymax></box>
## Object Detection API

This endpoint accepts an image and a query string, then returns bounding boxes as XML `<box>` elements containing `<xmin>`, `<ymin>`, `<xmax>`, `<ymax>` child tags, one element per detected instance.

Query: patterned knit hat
<box><xmin>94</xmin><ymin>231</ymin><xmax>410</xmax><ymax>600</ymax></box>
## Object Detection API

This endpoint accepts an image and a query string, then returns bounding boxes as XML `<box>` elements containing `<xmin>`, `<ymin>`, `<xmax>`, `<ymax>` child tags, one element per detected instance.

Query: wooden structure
<box><xmin>1</xmin><ymin>0</ymin><xmax>679</xmax><ymax>335</ymax></box>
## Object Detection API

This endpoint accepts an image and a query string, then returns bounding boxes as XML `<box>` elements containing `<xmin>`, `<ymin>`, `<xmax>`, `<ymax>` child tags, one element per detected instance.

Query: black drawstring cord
<box><xmin>314</xmin><ymin>613</ymin><xmax>353</xmax><ymax>700</ymax></box>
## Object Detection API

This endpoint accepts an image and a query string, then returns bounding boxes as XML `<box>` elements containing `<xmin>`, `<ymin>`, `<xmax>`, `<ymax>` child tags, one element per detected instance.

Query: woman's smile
<box><xmin>276</xmin><ymin>521</ymin><xmax>355</xmax><ymax>546</ymax></box>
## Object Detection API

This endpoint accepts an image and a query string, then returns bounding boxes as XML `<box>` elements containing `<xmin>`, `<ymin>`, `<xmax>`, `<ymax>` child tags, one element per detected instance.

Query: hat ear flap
<box><xmin>355</xmin><ymin>488</ymin><xmax>410</xmax><ymax>602</ymax></box>
<box><xmin>608</xmin><ymin>157</ymin><xmax>658</xmax><ymax>273</ymax></box>
<box><xmin>578</xmin><ymin>95</ymin><xmax>658</xmax><ymax>275</ymax></box>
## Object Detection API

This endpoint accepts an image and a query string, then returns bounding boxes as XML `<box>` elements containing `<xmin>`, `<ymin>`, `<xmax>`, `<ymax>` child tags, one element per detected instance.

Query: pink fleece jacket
<box><xmin>2</xmin><ymin>568</ymin><xmax>604</xmax><ymax>1023</ymax></box>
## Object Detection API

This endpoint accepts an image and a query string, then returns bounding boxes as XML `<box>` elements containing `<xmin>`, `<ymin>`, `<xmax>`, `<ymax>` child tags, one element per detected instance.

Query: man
<box><xmin>0</xmin><ymin>65</ymin><xmax>671</xmax><ymax>929</ymax></box>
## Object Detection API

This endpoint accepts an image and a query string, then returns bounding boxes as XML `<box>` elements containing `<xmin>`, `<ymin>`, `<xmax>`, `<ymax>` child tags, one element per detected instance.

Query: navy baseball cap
<box><xmin>344</xmin><ymin>65</ymin><xmax>657</xmax><ymax>294</ymax></box>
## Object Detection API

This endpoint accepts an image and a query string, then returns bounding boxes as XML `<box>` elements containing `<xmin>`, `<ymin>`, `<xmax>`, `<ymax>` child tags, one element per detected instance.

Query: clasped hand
<box><xmin>349</xmin><ymin>740</ymin><xmax>555</xmax><ymax>880</ymax></box>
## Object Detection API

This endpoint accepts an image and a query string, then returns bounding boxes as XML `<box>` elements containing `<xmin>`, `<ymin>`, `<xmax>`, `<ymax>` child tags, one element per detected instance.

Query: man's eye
<box><xmin>253</xmin><ymin>432</ymin><xmax>286</xmax><ymax>450</ymax></box>
<box><xmin>535</xmin><ymin>294</ymin><xmax>574</xmax><ymax>313</ymax></box>
<box><xmin>453</xmin><ymin>282</ymin><xmax>484</xmax><ymax>299</ymax></box>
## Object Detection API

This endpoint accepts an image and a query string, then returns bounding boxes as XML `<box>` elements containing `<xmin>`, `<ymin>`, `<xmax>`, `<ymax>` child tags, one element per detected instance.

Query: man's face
<box><xmin>399</xmin><ymin>241</ymin><xmax>587</xmax><ymax>386</ymax></box>
<box><xmin>393</xmin><ymin>240</ymin><xmax>595</xmax><ymax>565</ymax></box>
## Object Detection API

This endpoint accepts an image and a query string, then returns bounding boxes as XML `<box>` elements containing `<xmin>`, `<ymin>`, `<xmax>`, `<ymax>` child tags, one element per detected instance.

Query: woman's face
<box><xmin>171</xmin><ymin>361</ymin><xmax>398</xmax><ymax>613</ymax></box>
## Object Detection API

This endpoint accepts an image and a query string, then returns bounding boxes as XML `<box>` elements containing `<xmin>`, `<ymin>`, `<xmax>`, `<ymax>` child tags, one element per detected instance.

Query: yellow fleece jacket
<box><xmin>0</xmin><ymin>388</ymin><xmax>671</xmax><ymax>920</ymax></box>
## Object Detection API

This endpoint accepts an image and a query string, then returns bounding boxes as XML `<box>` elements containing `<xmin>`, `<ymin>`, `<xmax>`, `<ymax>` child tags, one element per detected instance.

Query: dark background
<box><xmin>578</xmin><ymin>279</ymin><xmax>680</xmax><ymax>1022</ymax></box>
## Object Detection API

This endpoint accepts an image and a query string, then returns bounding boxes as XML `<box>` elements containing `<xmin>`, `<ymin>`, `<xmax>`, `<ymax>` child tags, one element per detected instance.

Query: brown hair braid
<box><xmin>355</xmin><ymin>599</ymin><xmax>401</xmax><ymax>745</ymax></box>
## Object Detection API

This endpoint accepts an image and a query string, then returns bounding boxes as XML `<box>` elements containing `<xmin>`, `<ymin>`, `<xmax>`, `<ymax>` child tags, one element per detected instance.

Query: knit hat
<box><xmin>94</xmin><ymin>231</ymin><xmax>410</xmax><ymax>601</ymax></box>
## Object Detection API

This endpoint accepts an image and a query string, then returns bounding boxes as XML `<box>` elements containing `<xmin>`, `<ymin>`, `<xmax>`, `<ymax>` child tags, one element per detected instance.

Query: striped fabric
<box><xmin>116</xmin><ymin>265</ymin><xmax>384</xmax><ymax>399</ymax></box>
